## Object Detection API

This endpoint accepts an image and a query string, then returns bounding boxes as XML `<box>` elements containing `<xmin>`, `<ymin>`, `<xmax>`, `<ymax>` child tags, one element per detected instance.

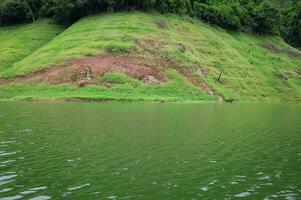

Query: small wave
<box><xmin>234</xmin><ymin>192</ymin><xmax>251</xmax><ymax>197</ymax></box>
<box><xmin>0</xmin><ymin>194</ymin><xmax>23</xmax><ymax>200</ymax></box>
<box><xmin>29</xmin><ymin>186</ymin><xmax>47</xmax><ymax>191</ymax></box>
<box><xmin>0</xmin><ymin>141</ymin><xmax>16</xmax><ymax>145</ymax></box>
<box><xmin>0</xmin><ymin>174</ymin><xmax>17</xmax><ymax>182</ymax></box>
<box><xmin>29</xmin><ymin>196</ymin><xmax>51</xmax><ymax>200</ymax></box>
<box><xmin>20</xmin><ymin>190</ymin><xmax>36</xmax><ymax>195</ymax></box>
<box><xmin>1</xmin><ymin>160</ymin><xmax>15</xmax><ymax>164</ymax></box>
<box><xmin>18</xmin><ymin>129</ymin><xmax>32</xmax><ymax>134</ymax></box>
<box><xmin>258</xmin><ymin>176</ymin><xmax>271</xmax><ymax>181</ymax></box>
<box><xmin>0</xmin><ymin>152</ymin><xmax>17</xmax><ymax>156</ymax></box>
<box><xmin>107</xmin><ymin>196</ymin><xmax>117</xmax><ymax>199</ymax></box>
<box><xmin>68</xmin><ymin>183</ymin><xmax>90</xmax><ymax>191</ymax></box>
<box><xmin>0</xmin><ymin>188</ymin><xmax>13</xmax><ymax>193</ymax></box>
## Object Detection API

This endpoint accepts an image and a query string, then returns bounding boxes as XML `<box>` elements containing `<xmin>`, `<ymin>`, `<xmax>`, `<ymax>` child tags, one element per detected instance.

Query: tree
<box><xmin>252</xmin><ymin>0</ymin><xmax>281</xmax><ymax>34</ymax></box>
<box><xmin>23</xmin><ymin>0</ymin><xmax>35</xmax><ymax>22</ymax></box>
<box><xmin>285</xmin><ymin>2</ymin><xmax>301</xmax><ymax>47</ymax></box>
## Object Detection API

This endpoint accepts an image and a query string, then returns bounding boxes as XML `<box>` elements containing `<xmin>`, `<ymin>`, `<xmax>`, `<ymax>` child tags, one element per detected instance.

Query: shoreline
<box><xmin>0</xmin><ymin>97</ymin><xmax>300</xmax><ymax>104</ymax></box>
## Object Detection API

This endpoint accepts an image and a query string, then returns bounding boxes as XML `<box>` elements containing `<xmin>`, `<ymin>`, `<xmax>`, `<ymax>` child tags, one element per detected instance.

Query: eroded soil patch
<box><xmin>0</xmin><ymin>47</ymin><xmax>222</xmax><ymax>100</ymax></box>
<box><xmin>261</xmin><ymin>42</ymin><xmax>301</xmax><ymax>58</ymax></box>
<box><xmin>178</xmin><ymin>68</ymin><xmax>223</xmax><ymax>101</ymax></box>
<box><xmin>6</xmin><ymin>54</ymin><xmax>167</xmax><ymax>86</ymax></box>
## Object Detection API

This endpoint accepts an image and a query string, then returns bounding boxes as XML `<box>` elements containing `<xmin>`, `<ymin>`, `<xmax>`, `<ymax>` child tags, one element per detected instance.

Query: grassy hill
<box><xmin>0</xmin><ymin>12</ymin><xmax>300</xmax><ymax>101</ymax></box>
<box><xmin>0</xmin><ymin>19</ymin><xmax>63</xmax><ymax>72</ymax></box>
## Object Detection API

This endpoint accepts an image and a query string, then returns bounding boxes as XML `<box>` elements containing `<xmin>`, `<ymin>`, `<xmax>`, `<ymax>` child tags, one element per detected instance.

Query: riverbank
<box><xmin>0</xmin><ymin>12</ymin><xmax>300</xmax><ymax>101</ymax></box>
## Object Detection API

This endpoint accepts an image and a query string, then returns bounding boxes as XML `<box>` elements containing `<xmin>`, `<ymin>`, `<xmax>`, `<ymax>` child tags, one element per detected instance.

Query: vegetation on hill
<box><xmin>0</xmin><ymin>12</ymin><xmax>300</xmax><ymax>101</ymax></box>
<box><xmin>0</xmin><ymin>19</ymin><xmax>63</xmax><ymax>72</ymax></box>
<box><xmin>0</xmin><ymin>0</ymin><xmax>300</xmax><ymax>49</ymax></box>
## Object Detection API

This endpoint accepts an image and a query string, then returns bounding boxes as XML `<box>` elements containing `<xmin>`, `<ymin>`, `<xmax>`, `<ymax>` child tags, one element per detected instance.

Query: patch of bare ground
<box><xmin>1</xmin><ymin>38</ymin><xmax>223</xmax><ymax>100</ymax></box>
<box><xmin>178</xmin><ymin>68</ymin><xmax>223</xmax><ymax>101</ymax></box>
<box><xmin>0</xmin><ymin>79</ymin><xmax>8</xmax><ymax>84</ymax></box>
<box><xmin>135</xmin><ymin>38</ymin><xmax>223</xmax><ymax>100</ymax></box>
<box><xmin>261</xmin><ymin>42</ymin><xmax>301</xmax><ymax>58</ymax></box>
<box><xmin>135</xmin><ymin>39</ymin><xmax>181</xmax><ymax>69</ymax></box>
<box><xmin>4</xmin><ymin>54</ymin><xmax>167</xmax><ymax>86</ymax></box>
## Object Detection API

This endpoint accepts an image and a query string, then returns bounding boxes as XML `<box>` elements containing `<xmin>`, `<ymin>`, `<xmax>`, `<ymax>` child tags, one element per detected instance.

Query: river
<box><xmin>0</xmin><ymin>102</ymin><xmax>300</xmax><ymax>199</ymax></box>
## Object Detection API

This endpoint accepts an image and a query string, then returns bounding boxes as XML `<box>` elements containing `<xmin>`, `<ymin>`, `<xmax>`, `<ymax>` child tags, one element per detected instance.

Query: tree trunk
<box><xmin>217</xmin><ymin>71</ymin><xmax>223</xmax><ymax>82</ymax></box>
<box><xmin>24</xmin><ymin>0</ymin><xmax>35</xmax><ymax>23</ymax></box>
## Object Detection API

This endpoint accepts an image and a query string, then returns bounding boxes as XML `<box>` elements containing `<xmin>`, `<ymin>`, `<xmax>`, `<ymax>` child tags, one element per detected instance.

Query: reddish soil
<box><xmin>7</xmin><ymin>54</ymin><xmax>166</xmax><ymax>85</ymax></box>
<box><xmin>15</xmin><ymin>67</ymin><xmax>70</xmax><ymax>84</ymax></box>
<box><xmin>178</xmin><ymin>68</ymin><xmax>223</xmax><ymax>100</ymax></box>
<box><xmin>69</xmin><ymin>54</ymin><xmax>166</xmax><ymax>81</ymax></box>
<box><xmin>0</xmin><ymin>79</ymin><xmax>8</xmax><ymax>84</ymax></box>
<box><xmin>0</xmin><ymin>42</ymin><xmax>223</xmax><ymax>100</ymax></box>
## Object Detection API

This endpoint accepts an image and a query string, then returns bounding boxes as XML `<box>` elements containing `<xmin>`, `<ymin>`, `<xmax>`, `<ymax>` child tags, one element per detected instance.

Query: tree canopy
<box><xmin>0</xmin><ymin>0</ymin><xmax>300</xmax><ymax>48</ymax></box>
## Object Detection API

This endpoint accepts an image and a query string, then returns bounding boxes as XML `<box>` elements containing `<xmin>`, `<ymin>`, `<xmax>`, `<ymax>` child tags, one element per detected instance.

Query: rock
<box><xmin>142</xmin><ymin>76</ymin><xmax>161</xmax><ymax>85</ymax></box>
<box><xmin>77</xmin><ymin>80</ymin><xmax>89</xmax><ymax>87</ymax></box>
<box><xmin>76</xmin><ymin>65</ymin><xmax>93</xmax><ymax>87</ymax></box>
<box><xmin>224</xmin><ymin>98</ymin><xmax>235</xmax><ymax>103</ymax></box>
<box><xmin>79</xmin><ymin>65</ymin><xmax>92</xmax><ymax>80</ymax></box>
<box><xmin>155</xmin><ymin>19</ymin><xmax>168</xmax><ymax>29</ymax></box>
<box><xmin>84</xmin><ymin>65</ymin><xmax>92</xmax><ymax>80</ymax></box>
<box><xmin>197</xmin><ymin>68</ymin><xmax>209</xmax><ymax>78</ymax></box>
<box><xmin>275</xmin><ymin>72</ymin><xmax>288</xmax><ymax>81</ymax></box>
<box><xmin>177</xmin><ymin>44</ymin><xmax>186</xmax><ymax>53</ymax></box>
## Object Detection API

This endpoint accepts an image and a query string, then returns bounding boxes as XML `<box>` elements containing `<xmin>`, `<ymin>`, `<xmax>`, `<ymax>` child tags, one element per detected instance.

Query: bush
<box><xmin>282</xmin><ymin>2</ymin><xmax>301</xmax><ymax>48</ymax></box>
<box><xmin>105</xmin><ymin>43</ymin><xmax>133</xmax><ymax>54</ymax></box>
<box><xmin>0</xmin><ymin>0</ymin><xmax>42</xmax><ymax>25</ymax></box>
<box><xmin>193</xmin><ymin>2</ymin><xmax>241</xmax><ymax>31</ymax></box>
<box><xmin>252</xmin><ymin>0</ymin><xmax>281</xmax><ymax>35</ymax></box>
<box><xmin>0</xmin><ymin>0</ymin><xmax>27</xmax><ymax>25</ymax></box>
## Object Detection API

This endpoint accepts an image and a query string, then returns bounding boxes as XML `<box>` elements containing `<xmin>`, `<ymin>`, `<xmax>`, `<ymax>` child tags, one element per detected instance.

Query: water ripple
<box><xmin>68</xmin><ymin>183</ymin><xmax>90</xmax><ymax>191</ymax></box>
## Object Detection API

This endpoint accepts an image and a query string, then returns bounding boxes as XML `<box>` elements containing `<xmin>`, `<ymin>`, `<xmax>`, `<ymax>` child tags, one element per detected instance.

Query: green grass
<box><xmin>0</xmin><ymin>19</ymin><xmax>63</xmax><ymax>71</ymax></box>
<box><xmin>0</xmin><ymin>70</ymin><xmax>215</xmax><ymax>101</ymax></box>
<box><xmin>0</xmin><ymin>12</ymin><xmax>300</xmax><ymax>101</ymax></box>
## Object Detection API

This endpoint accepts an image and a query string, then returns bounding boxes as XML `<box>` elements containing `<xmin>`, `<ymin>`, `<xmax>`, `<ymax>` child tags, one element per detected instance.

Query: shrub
<box><xmin>0</xmin><ymin>0</ymin><xmax>27</xmax><ymax>25</ymax></box>
<box><xmin>252</xmin><ymin>0</ymin><xmax>281</xmax><ymax>35</ymax></box>
<box><xmin>193</xmin><ymin>2</ymin><xmax>241</xmax><ymax>31</ymax></box>
<box><xmin>105</xmin><ymin>43</ymin><xmax>133</xmax><ymax>54</ymax></box>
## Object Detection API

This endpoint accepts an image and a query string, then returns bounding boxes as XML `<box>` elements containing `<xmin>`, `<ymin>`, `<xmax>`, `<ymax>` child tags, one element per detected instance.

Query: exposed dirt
<box><xmin>7</xmin><ymin>54</ymin><xmax>167</xmax><ymax>86</ymax></box>
<box><xmin>69</xmin><ymin>55</ymin><xmax>165</xmax><ymax>82</ymax></box>
<box><xmin>0</xmin><ymin>79</ymin><xmax>8</xmax><ymax>84</ymax></box>
<box><xmin>274</xmin><ymin>72</ymin><xmax>289</xmax><ymax>81</ymax></box>
<box><xmin>134</xmin><ymin>39</ymin><xmax>223</xmax><ymax>99</ymax></box>
<box><xmin>178</xmin><ymin>68</ymin><xmax>223</xmax><ymax>101</ymax></box>
<box><xmin>14</xmin><ymin>67</ymin><xmax>71</xmax><ymax>84</ymax></box>
<box><xmin>261</xmin><ymin>42</ymin><xmax>301</xmax><ymax>58</ymax></box>
<box><xmin>135</xmin><ymin>39</ymin><xmax>182</xmax><ymax>69</ymax></box>
<box><xmin>0</xmin><ymin>38</ymin><xmax>223</xmax><ymax>100</ymax></box>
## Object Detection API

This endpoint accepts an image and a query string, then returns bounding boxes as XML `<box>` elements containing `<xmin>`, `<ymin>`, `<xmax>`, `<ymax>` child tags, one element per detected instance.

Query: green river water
<box><xmin>0</xmin><ymin>102</ymin><xmax>300</xmax><ymax>200</ymax></box>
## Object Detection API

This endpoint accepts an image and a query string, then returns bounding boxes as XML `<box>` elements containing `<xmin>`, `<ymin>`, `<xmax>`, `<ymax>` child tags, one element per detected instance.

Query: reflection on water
<box><xmin>0</xmin><ymin>102</ymin><xmax>300</xmax><ymax>199</ymax></box>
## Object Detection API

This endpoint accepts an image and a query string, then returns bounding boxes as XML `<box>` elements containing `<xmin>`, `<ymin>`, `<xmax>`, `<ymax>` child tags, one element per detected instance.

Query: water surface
<box><xmin>0</xmin><ymin>102</ymin><xmax>300</xmax><ymax>199</ymax></box>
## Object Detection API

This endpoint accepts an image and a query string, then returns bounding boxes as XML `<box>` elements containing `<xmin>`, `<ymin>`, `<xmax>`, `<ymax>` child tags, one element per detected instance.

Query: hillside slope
<box><xmin>0</xmin><ymin>19</ymin><xmax>63</xmax><ymax>71</ymax></box>
<box><xmin>0</xmin><ymin>12</ymin><xmax>300</xmax><ymax>101</ymax></box>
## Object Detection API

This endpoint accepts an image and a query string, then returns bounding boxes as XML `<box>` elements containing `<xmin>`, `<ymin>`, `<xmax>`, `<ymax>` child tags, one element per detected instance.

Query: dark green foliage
<box><xmin>252</xmin><ymin>0</ymin><xmax>280</xmax><ymax>34</ymax></box>
<box><xmin>0</xmin><ymin>0</ymin><xmax>27</xmax><ymax>25</ymax></box>
<box><xmin>193</xmin><ymin>2</ymin><xmax>242</xmax><ymax>31</ymax></box>
<box><xmin>0</xmin><ymin>0</ymin><xmax>300</xmax><ymax>48</ymax></box>
<box><xmin>0</xmin><ymin>0</ymin><xmax>42</xmax><ymax>25</ymax></box>
<box><xmin>282</xmin><ymin>1</ymin><xmax>301</xmax><ymax>48</ymax></box>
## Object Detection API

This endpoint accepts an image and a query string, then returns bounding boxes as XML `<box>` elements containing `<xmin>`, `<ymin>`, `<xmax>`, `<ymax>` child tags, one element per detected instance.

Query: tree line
<box><xmin>0</xmin><ymin>0</ymin><xmax>300</xmax><ymax>48</ymax></box>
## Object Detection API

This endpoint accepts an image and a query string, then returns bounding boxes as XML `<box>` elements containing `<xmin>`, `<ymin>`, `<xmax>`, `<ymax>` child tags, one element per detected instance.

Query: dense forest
<box><xmin>0</xmin><ymin>0</ymin><xmax>300</xmax><ymax>48</ymax></box>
